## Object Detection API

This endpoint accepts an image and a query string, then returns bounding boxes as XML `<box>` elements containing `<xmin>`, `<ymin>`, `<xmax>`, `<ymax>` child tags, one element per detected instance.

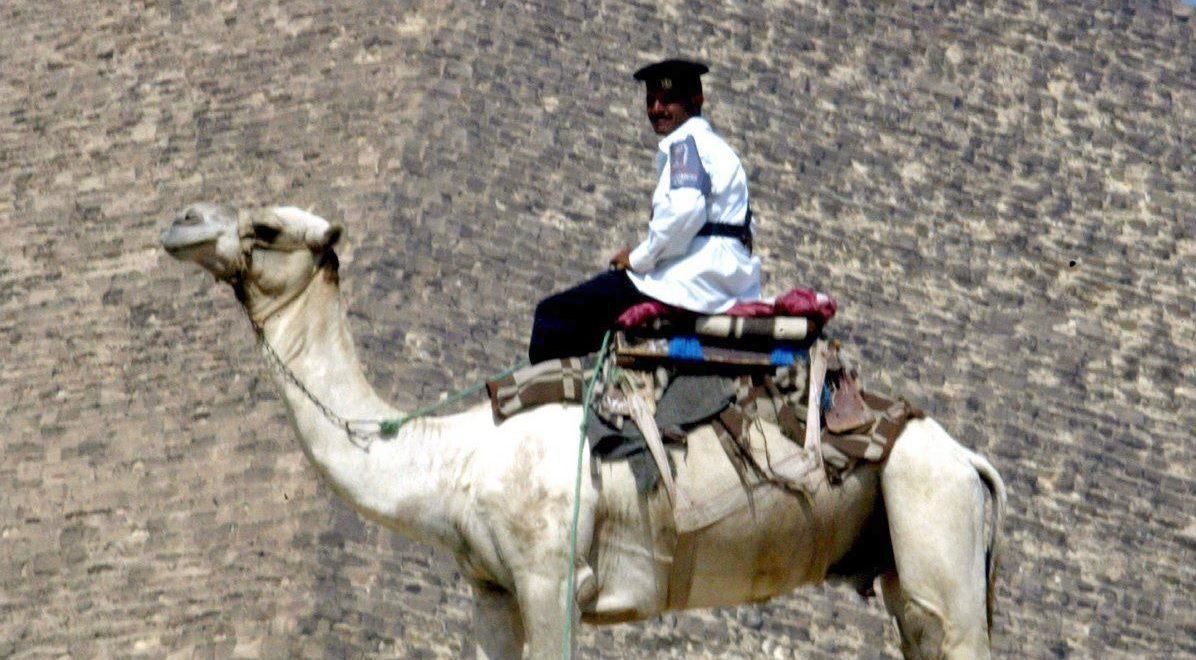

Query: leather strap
<box><xmin>695</xmin><ymin>206</ymin><xmax>753</xmax><ymax>251</ymax></box>
<box><xmin>805</xmin><ymin>340</ymin><xmax>828</xmax><ymax>478</ymax></box>
<box><xmin>666</xmin><ymin>531</ymin><xmax>697</xmax><ymax>610</ymax></box>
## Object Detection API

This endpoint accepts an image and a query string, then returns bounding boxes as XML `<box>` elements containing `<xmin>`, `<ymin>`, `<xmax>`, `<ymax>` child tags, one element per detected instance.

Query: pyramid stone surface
<box><xmin>1</xmin><ymin>0</ymin><xmax>1193</xmax><ymax>657</ymax></box>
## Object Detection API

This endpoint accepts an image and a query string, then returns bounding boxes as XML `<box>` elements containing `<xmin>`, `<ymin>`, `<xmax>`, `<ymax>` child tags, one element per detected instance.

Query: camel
<box><xmin>160</xmin><ymin>202</ymin><xmax>1007</xmax><ymax>659</ymax></box>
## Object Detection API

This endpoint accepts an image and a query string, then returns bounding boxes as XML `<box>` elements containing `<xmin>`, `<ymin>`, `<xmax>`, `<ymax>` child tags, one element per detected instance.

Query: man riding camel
<box><xmin>529</xmin><ymin>58</ymin><xmax>761</xmax><ymax>363</ymax></box>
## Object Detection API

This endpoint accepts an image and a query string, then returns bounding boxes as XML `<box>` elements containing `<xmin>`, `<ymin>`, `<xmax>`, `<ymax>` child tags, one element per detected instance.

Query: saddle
<box><xmin>489</xmin><ymin>290</ymin><xmax>905</xmax><ymax>485</ymax></box>
<box><xmin>613</xmin><ymin>290</ymin><xmax>874</xmax><ymax>435</ymax></box>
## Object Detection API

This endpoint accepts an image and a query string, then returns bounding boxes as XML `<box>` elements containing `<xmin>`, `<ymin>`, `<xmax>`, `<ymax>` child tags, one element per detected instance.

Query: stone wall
<box><xmin>2</xmin><ymin>0</ymin><xmax>1192</xmax><ymax>656</ymax></box>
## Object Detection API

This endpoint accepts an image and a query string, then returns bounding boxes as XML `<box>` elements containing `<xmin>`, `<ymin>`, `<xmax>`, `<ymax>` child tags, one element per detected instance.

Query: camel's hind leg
<box><xmin>881</xmin><ymin>571</ymin><xmax>951</xmax><ymax>659</ymax></box>
<box><xmin>881</xmin><ymin>418</ymin><xmax>992</xmax><ymax>659</ymax></box>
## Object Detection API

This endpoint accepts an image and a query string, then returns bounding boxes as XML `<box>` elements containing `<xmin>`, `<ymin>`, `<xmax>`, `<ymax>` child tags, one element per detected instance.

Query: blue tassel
<box><xmin>668</xmin><ymin>336</ymin><xmax>705</xmax><ymax>361</ymax></box>
<box><xmin>769</xmin><ymin>347</ymin><xmax>797</xmax><ymax>366</ymax></box>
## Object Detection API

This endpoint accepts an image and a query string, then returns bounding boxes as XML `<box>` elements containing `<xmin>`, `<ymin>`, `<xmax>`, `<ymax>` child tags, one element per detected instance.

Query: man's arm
<box><xmin>627</xmin><ymin>136</ymin><xmax>710</xmax><ymax>273</ymax></box>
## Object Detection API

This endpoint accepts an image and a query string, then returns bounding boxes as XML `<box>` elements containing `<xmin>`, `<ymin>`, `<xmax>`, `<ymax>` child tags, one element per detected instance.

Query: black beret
<box><xmin>633</xmin><ymin>59</ymin><xmax>709</xmax><ymax>90</ymax></box>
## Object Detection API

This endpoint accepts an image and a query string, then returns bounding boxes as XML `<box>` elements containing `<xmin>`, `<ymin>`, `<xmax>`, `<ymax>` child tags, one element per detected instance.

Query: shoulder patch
<box><xmin>669</xmin><ymin>136</ymin><xmax>709</xmax><ymax>192</ymax></box>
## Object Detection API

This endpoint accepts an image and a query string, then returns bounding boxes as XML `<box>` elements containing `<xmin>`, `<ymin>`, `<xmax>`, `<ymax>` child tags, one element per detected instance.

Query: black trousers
<box><xmin>529</xmin><ymin>269</ymin><xmax>653</xmax><ymax>364</ymax></box>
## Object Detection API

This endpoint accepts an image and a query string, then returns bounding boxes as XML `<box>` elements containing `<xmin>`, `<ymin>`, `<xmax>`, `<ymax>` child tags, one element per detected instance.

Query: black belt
<box><xmin>695</xmin><ymin>205</ymin><xmax>753</xmax><ymax>251</ymax></box>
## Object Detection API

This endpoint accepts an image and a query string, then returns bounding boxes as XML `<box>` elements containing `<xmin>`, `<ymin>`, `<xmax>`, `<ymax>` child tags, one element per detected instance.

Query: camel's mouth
<box><xmin>160</xmin><ymin>204</ymin><xmax>244</xmax><ymax>279</ymax></box>
<box><xmin>161</xmin><ymin>204</ymin><xmax>231</xmax><ymax>257</ymax></box>
<box><xmin>160</xmin><ymin>223</ymin><xmax>220</xmax><ymax>256</ymax></box>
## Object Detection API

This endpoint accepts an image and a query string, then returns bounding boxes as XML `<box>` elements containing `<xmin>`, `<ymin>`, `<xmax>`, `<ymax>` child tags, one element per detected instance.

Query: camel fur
<box><xmin>161</xmin><ymin>203</ymin><xmax>1007</xmax><ymax>659</ymax></box>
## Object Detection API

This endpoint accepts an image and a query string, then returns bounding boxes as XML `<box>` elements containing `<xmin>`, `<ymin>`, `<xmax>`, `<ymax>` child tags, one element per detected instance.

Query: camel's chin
<box><xmin>162</xmin><ymin>242</ymin><xmax>238</xmax><ymax>281</ymax></box>
<box><xmin>162</xmin><ymin>240</ymin><xmax>210</xmax><ymax>265</ymax></box>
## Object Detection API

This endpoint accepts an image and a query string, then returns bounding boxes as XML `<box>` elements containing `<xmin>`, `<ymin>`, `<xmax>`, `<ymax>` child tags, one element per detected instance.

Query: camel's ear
<box><xmin>324</xmin><ymin>222</ymin><xmax>344</xmax><ymax>248</ymax></box>
<box><xmin>308</xmin><ymin>222</ymin><xmax>344</xmax><ymax>251</ymax></box>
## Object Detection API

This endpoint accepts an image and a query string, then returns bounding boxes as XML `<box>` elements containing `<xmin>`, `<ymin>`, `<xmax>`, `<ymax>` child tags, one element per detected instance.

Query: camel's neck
<box><xmin>254</xmin><ymin>272</ymin><xmax>466</xmax><ymax>548</ymax></box>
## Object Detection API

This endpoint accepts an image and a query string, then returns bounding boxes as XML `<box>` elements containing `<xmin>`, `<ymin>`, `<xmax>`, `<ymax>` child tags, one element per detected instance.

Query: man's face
<box><xmin>645</xmin><ymin>88</ymin><xmax>696</xmax><ymax>136</ymax></box>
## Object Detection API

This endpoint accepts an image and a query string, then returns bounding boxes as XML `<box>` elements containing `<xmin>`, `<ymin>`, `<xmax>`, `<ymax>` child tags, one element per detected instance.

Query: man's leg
<box><xmin>529</xmin><ymin>270</ymin><xmax>650</xmax><ymax>363</ymax></box>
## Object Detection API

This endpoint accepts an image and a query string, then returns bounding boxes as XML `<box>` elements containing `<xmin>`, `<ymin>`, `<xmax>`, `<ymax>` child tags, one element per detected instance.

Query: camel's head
<box><xmin>161</xmin><ymin>203</ymin><xmax>343</xmax><ymax>319</ymax></box>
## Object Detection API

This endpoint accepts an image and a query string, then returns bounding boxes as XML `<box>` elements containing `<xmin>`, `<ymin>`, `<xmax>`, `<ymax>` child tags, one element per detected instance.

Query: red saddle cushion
<box><xmin>616</xmin><ymin>287</ymin><xmax>837</xmax><ymax>329</ymax></box>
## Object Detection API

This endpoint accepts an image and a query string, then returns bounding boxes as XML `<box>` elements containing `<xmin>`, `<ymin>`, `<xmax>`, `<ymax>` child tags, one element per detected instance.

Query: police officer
<box><xmin>529</xmin><ymin>59</ymin><xmax>761</xmax><ymax>364</ymax></box>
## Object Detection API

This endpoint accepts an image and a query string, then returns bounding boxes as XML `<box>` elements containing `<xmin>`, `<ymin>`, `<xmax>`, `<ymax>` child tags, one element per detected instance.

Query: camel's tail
<box><xmin>968</xmin><ymin>450</ymin><xmax>1007</xmax><ymax>634</ymax></box>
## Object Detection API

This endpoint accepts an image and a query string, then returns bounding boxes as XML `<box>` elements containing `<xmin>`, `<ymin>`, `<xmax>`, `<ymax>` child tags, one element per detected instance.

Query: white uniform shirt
<box><xmin>627</xmin><ymin>116</ymin><xmax>762</xmax><ymax>313</ymax></box>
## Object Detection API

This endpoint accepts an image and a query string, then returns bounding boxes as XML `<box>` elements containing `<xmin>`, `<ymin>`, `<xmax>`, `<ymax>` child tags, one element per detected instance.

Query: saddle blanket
<box><xmin>485</xmin><ymin>348</ymin><xmax>922</xmax><ymax>493</ymax></box>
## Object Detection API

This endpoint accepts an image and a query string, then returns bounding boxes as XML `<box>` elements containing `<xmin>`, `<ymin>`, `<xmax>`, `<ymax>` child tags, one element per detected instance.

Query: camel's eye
<box><xmin>253</xmin><ymin>223</ymin><xmax>281</xmax><ymax>243</ymax></box>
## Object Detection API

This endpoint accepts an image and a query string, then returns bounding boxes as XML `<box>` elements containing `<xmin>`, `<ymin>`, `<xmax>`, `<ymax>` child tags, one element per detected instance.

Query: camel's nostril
<box><xmin>180</xmin><ymin>209</ymin><xmax>202</xmax><ymax>225</ymax></box>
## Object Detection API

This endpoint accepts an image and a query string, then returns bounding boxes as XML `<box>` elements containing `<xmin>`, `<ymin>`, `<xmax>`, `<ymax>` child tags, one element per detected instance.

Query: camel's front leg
<box><xmin>515</xmin><ymin>571</ymin><xmax>579</xmax><ymax>659</ymax></box>
<box><xmin>472</xmin><ymin>581</ymin><xmax>525</xmax><ymax>660</ymax></box>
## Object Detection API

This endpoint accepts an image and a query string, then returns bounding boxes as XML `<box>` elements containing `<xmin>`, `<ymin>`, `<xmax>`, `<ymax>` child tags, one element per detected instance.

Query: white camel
<box><xmin>161</xmin><ymin>203</ymin><xmax>1007</xmax><ymax>659</ymax></box>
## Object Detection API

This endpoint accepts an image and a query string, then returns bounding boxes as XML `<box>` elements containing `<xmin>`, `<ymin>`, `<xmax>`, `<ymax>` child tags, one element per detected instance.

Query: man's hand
<box><xmin>609</xmin><ymin>246</ymin><xmax>633</xmax><ymax>271</ymax></box>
